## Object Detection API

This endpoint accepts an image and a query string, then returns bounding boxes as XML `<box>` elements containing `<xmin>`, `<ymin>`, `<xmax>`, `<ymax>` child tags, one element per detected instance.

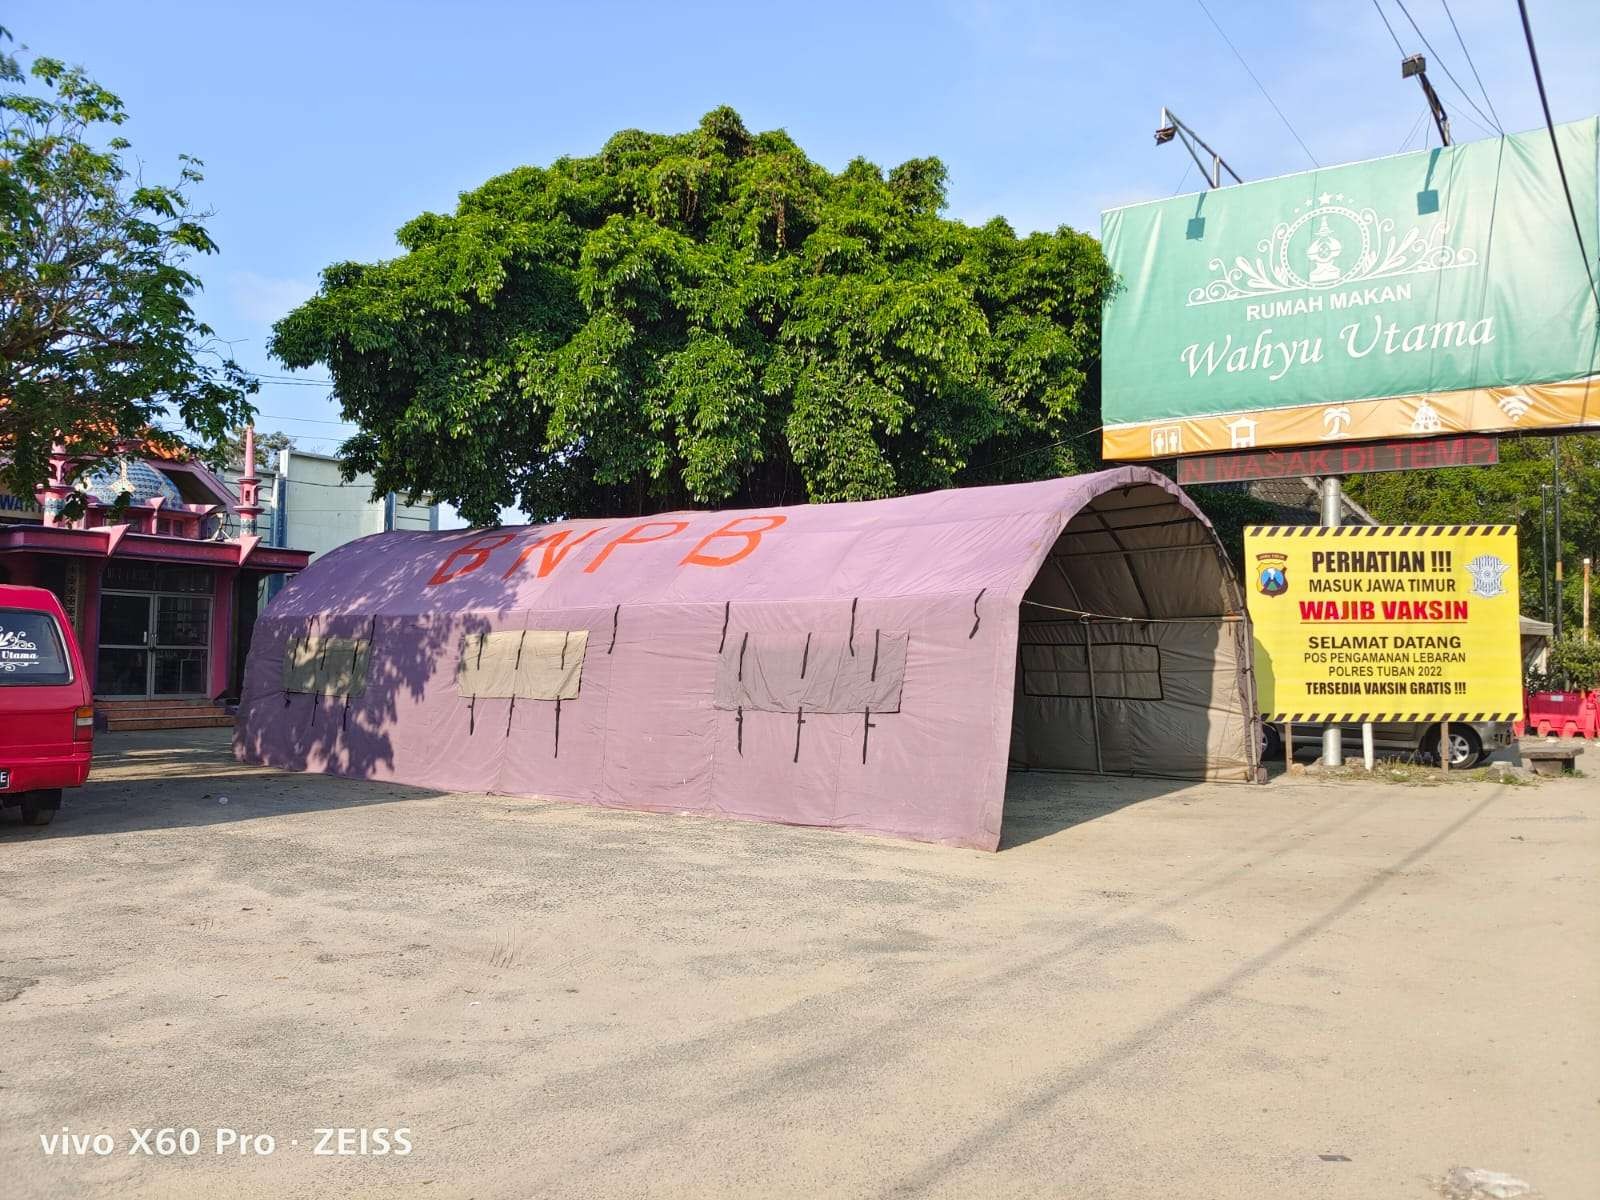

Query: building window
<box><xmin>103</xmin><ymin>563</ymin><xmax>212</xmax><ymax>594</ymax></box>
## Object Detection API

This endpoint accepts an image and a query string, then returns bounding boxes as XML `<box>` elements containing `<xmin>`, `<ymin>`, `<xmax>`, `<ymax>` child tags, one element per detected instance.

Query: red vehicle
<box><xmin>0</xmin><ymin>585</ymin><xmax>93</xmax><ymax>825</ymax></box>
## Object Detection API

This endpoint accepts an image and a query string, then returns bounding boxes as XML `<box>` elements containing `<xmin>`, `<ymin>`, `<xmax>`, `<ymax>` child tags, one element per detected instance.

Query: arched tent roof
<box><xmin>237</xmin><ymin>467</ymin><xmax>1258</xmax><ymax>849</ymax></box>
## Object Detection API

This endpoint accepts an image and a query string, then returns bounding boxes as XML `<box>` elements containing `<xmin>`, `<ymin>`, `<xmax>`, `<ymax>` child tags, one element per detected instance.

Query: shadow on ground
<box><xmin>0</xmin><ymin>728</ymin><xmax>447</xmax><ymax>842</ymax></box>
<box><xmin>1000</xmin><ymin>768</ymin><xmax>1200</xmax><ymax>849</ymax></box>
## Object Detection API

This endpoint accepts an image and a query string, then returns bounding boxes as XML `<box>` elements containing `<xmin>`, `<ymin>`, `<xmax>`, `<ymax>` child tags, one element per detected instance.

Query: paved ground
<box><xmin>0</xmin><ymin>730</ymin><xmax>1595</xmax><ymax>1199</ymax></box>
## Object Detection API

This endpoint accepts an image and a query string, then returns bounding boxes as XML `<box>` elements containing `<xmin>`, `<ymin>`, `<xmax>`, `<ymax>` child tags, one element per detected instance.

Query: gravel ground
<box><xmin>0</xmin><ymin>729</ymin><xmax>1595</xmax><ymax>1199</ymax></box>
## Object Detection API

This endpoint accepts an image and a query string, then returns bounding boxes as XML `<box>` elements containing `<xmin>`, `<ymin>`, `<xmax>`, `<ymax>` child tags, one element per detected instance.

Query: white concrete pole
<box><xmin>1321</xmin><ymin>477</ymin><xmax>1344</xmax><ymax>767</ymax></box>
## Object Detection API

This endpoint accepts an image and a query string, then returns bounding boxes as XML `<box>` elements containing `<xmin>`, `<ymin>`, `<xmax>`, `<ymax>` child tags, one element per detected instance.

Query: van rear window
<box><xmin>0</xmin><ymin>609</ymin><xmax>72</xmax><ymax>686</ymax></box>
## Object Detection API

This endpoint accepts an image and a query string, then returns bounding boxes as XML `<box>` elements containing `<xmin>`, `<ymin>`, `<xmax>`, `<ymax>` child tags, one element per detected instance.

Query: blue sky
<box><xmin>12</xmin><ymin>0</ymin><xmax>1600</xmax><ymax>519</ymax></box>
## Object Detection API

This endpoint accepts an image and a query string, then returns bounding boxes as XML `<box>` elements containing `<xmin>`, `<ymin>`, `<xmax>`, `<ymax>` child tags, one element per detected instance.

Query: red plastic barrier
<box><xmin>1525</xmin><ymin>690</ymin><xmax>1600</xmax><ymax>739</ymax></box>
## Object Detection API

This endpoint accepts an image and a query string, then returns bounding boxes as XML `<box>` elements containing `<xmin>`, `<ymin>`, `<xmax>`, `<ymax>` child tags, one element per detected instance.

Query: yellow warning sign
<box><xmin>1244</xmin><ymin>525</ymin><xmax>1522</xmax><ymax>723</ymax></box>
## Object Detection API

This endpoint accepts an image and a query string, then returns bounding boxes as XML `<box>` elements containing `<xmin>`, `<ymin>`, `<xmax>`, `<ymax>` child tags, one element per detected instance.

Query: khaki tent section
<box><xmin>281</xmin><ymin>635</ymin><xmax>372</xmax><ymax>697</ymax></box>
<box><xmin>1009</xmin><ymin>480</ymin><xmax>1254</xmax><ymax>781</ymax></box>
<box><xmin>457</xmin><ymin>630</ymin><xmax>587</xmax><ymax>701</ymax></box>
<box><xmin>714</xmin><ymin>632</ymin><xmax>909</xmax><ymax>713</ymax></box>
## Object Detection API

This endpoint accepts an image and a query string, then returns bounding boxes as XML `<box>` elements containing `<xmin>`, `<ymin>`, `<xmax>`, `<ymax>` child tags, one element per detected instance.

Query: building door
<box><xmin>96</xmin><ymin>591</ymin><xmax>211</xmax><ymax>698</ymax></box>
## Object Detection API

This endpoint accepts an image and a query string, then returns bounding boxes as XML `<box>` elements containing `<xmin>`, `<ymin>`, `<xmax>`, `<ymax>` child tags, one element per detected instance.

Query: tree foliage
<box><xmin>200</xmin><ymin>427</ymin><xmax>295</xmax><ymax>474</ymax></box>
<box><xmin>1526</xmin><ymin>635</ymin><xmax>1600</xmax><ymax>693</ymax></box>
<box><xmin>1347</xmin><ymin>435</ymin><xmax>1600</xmax><ymax>627</ymax></box>
<box><xmin>273</xmin><ymin>107</ymin><xmax>1111</xmax><ymax>525</ymax></box>
<box><xmin>0</xmin><ymin>30</ymin><xmax>255</xmax><ymax>505</ymax></box>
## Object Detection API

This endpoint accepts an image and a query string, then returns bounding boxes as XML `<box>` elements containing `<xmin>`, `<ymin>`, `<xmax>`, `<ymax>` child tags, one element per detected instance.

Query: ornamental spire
<box><xmin>237</xmin><ymin>425</ymin><xmax>262</xmax><ymax>536</ymax></box>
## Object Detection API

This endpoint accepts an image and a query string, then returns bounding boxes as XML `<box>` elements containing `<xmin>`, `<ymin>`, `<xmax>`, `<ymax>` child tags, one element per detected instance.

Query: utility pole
<box><xmin>1553</xmin><ymin>441</ymin><xmax>1564</xmax><ymax>640</ymax></box>
<box><xmin>1540</xmin><ymin>485</ymin><xmax>1551</xmax><ymax>623</ymax></box>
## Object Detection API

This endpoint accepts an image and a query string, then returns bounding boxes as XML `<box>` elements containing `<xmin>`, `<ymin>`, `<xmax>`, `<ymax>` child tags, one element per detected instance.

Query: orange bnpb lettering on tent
<box><xmin>427</xmin><ymin>532</ymin><xmax>515</xmax><ymax>586</ymax></box>
<box><xmin>680</xmin><ymin>515</ymin><xmax>786</xmax><ymax>567</ymax></box>
<box><xmin>584</xmin><ymin>521</ymin><xmax>690</xmax><ymax>573</ymax></box>
<box><xmin>501</xmin><ymin>526</ymin><xmax>606</xmax><ymax>580</ymax></box>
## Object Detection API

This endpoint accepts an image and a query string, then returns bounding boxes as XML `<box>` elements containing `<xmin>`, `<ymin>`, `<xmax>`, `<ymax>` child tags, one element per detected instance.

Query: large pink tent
<box><xmin>235</xmin><ymin>467</ymin><xmax>1261</xmax><ymax>849</ymax></box>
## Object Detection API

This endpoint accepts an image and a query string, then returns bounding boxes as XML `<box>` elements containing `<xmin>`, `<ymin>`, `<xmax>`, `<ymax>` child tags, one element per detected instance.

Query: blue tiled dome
<box><xmin>78</xmin><ymin>458</ymin><xmax>184</xmax><ymax>506</ymax></box>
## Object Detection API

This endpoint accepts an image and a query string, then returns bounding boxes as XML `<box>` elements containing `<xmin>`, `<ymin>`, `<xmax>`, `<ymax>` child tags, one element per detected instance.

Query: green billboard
<box><xmin>1100</xmin><ymin>118</ymin><xmax>1599</xmax><ymax>460</ymax></box>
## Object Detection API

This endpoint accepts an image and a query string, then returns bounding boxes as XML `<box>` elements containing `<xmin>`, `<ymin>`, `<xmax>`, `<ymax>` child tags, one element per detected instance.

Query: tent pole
<box><xmin>1083</xmin><ymin>623</ymin><xmax>1105</xmax><ymax>774</ymax></box>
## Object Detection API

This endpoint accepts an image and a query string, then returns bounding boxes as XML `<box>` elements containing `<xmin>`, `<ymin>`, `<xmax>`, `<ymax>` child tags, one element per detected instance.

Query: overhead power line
<box><xmin>1370</xmin><ymin>0</ymin><xmax>1406</xmax><ymax>53</ymax></box>
<box><xmin>1516</xmin><ymin>0</ymin><xmax>1600</xmax><ymax>316</ymax></box>
<box><xmin>1398</xmin><ymin>106</ymin><xmax>1430</xmax><ymax>152</ymax></box>
<box><xmin>256</xmin><ymin>412</ymin><xmax>356</xmax><ymax>426</ymax></box>
<box><xmin>1172</xmin><ymin>160</ymin><xmax>1194</xmax><ymax>196</ymax></box>
<box><xmin>1438</xmin><ymin>0</ymin><xmax>1501</xmax><ymax>130</ymax></box>
<box><xmin>1193</xmin><ymin>0</ymin><xmax>1319</xmax><ymax>167</ymax></box>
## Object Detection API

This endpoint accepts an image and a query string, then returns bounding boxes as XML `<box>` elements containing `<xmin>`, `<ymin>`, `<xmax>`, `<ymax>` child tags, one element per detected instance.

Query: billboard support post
<box><xmin>1553</xmin><ymin>443</ymin><xmax>1564</xmax><ymax>640</ymax></box>
<box><xmin>1321</xmin><ymin>477</ymin><xmax>1345</xmax><ymax>768</ymax></box>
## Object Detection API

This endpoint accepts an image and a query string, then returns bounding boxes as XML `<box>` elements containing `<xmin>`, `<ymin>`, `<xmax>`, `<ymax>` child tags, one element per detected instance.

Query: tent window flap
<box><xmin>457</xmin><ymin>630</ymin><xmax>587</xmax><ymax>700</ymax></box>
<box><xmin>714</xmin><ymin>633</ymin><xmax>908</xmax><ymax>713</ymax></box>
<box><xmin>282</xmin><ymin>636</ymin><xmax>372</xmax><ymax>697</ymax></box>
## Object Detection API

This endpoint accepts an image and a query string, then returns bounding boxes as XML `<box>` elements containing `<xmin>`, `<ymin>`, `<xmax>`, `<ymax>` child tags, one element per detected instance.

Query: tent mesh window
<box><xmin>456</xmin><ymin>630</ymin><xmax>587</xmax><ymax>700</ymax></box>
<box><xmin>282</xmin><ymin>636</ymin><xmax>372</xmax><ymax>697</ymax></box>
<box><xmin>1019</xmin><ymin>639</ymin><xmax>1163</xmax><ymax>700</ymax></box>
<box><xmin>713</xmin><ymin>632</ymin><xmax>908</xmax><ymax>714</ymax></box>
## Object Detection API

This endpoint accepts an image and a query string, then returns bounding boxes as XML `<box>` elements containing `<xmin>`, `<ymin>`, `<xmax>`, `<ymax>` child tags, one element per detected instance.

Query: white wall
<box><xmin>276</xmin><ymin>449</ymin><xmax>438</xmax><ymax>561</ymax></box>
<box><xmin>224</xmin><ymin>449</ymin><xmax>439</xmax><ymax>562</ymax></box>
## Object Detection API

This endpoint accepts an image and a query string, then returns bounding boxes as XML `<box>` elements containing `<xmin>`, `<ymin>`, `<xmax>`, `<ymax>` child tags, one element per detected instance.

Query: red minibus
<box><xmin>0</xmin><ymin>585</ymin><xmax>93</xmax><ymax>825</ymax></box>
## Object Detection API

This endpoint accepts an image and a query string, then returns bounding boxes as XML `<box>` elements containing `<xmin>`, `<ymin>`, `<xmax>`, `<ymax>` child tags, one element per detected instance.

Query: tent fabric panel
<box><xmin>1010</xmin><ymin>619</ymin><xmax>1253</xmax><ymax>781</ymax></box>
<box><xmin>281</xmin><ymin>636</ymin><xmax>319</xmax><ymax>694</ymax></box>
<box><xmin>256</xmin><ymin>471</ymin><xmax>1208</xmax><ymax>621</ymax></box>
<box><xmin>1043</xmin><ymin>484</ymin><xmax>1236</xmax><ymax>621</ymax></box>
<box><xmin>281</xmin><ymin>635</ymin><xmax>371</xmax><ymax>697</ymax></box>
<box><xmin>493</xmin><ymin>608</ymin><xmax>623</xmax><ymax>806</ymax></box>
<box><xmin>456</xmin><ymin>629</ymin><xmax>587</xmax><ymax>700</ymax></box>
<box><xmin>242</xmin><ymin>614</ymin><xmax>508</xmax><ymax>794</ymax></box>
<box><xmin>712</xmin><ymin>632</ymin><xmax>908</xmax><ymax>714</ymax></box>
<box><xmin>1018</xmin><ymin>639</ymin><xmax>1162</xmax><ymax>701</ymax></box>
<box><xmin>707</xmin><ymin>594</ymin><xmax>1010</xmax><ymax>844</ymax></box>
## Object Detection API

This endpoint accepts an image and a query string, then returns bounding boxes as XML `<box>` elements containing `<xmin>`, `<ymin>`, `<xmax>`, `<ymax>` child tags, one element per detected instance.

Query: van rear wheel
<box><xmin>19</xmin><ymin>793</ymin><xmax>57</xmax><ymax>826</ymax></box>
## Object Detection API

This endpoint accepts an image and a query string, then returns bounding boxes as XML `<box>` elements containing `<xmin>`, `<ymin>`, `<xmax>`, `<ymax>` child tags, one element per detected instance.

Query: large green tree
<box><xmin>1348</xmin><ymin>435</ymin><xmax>1600</xmax><ymax>628</ymax></box>
<box><xmin>273</xmin><ymin>107</ymin><xmax>1111</xmax><ymax>526</ymax></box>
<box><xmin>0</xmin><ymin>31</ymin><xmax>255</xmax><ymax>505</ymax></box>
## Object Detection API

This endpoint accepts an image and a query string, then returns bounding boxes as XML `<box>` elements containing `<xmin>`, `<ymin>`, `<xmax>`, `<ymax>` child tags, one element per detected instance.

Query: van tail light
<box><xmin>74</xmin><ymin>705</ymin><xmax>95</xmax><ymax>741</ymax></box>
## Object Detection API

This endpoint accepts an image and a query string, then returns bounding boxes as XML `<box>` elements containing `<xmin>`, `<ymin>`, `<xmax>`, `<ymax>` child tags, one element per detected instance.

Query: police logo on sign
<box><xmin>1256</xmin><ymin>551</ymin><xmax>1289</xmax><ymax>597</ymax></box>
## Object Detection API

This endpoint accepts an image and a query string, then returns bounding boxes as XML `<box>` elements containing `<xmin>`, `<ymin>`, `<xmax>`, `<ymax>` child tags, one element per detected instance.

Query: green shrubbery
<box><xmin>1526</xmin><ymin>635</ymin><xmax>1600</xmax><ymax>692</ymax></box>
